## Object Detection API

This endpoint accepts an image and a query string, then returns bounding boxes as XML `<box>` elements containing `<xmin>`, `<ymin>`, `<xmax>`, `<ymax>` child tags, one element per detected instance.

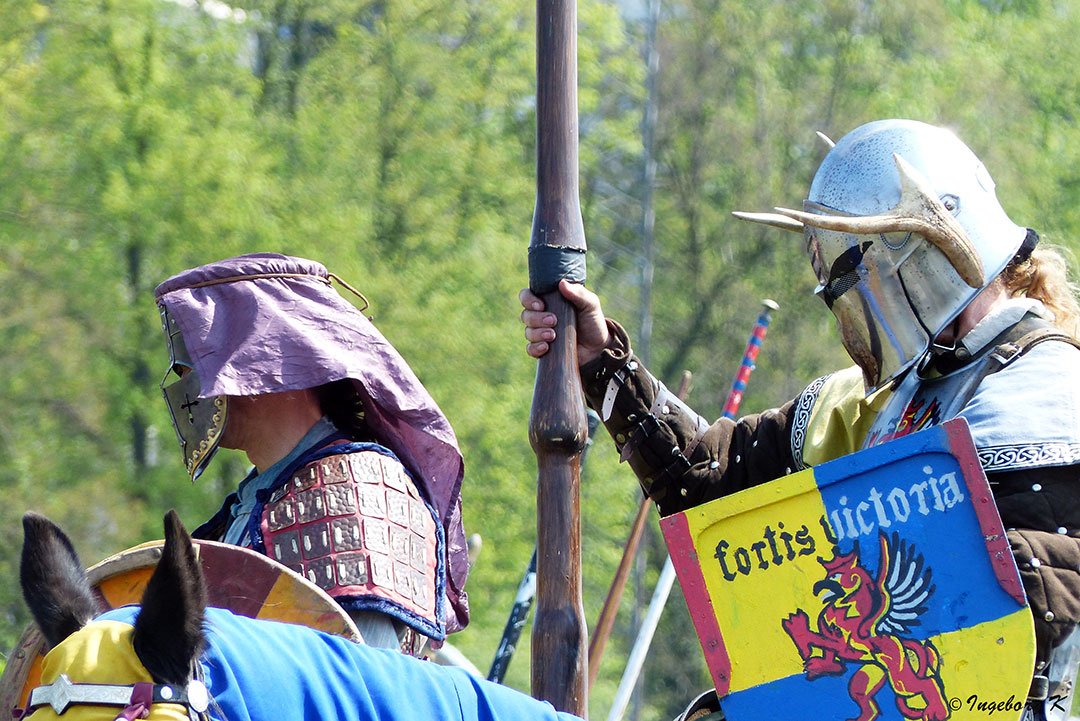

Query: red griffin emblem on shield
<box><xmin>781</xmin><ymin>532</ymin><xmax>950</xmax><ymax>721</ymax></box>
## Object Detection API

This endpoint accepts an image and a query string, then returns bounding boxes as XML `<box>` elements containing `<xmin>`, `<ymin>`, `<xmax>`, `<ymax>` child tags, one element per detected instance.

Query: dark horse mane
<box><xmin>20</xmin><ymin>510</ymin><xmax>207</xmax><ymax>685</ymax></box>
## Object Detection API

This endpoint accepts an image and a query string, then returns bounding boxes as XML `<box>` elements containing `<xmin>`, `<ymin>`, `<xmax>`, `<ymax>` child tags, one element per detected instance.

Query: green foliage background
<box><xmin>2</xmin><ymin>1</ymin><xmax>1080</xmax><ymax>719</ymax></box>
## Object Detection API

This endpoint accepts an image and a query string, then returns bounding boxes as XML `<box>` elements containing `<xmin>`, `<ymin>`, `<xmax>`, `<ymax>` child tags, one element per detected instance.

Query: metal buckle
<box><xmin>989</xmin><ymin>341</ymin><xmax>1024</xmax><ymax>367</ymax></box>
<box><xmin>620</xmin><ymin>414</ymin><xmax>660</xmax><ymax>462</ymax></box>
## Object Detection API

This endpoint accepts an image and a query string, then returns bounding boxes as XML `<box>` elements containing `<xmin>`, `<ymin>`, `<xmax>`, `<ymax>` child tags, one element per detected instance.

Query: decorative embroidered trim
<box><xmin>790</xmin><ymin>374</ymin><xmax>831</xmax><ymax>471</ymax></box>
<box><xmin>978</xmin><ymin>443</ymin><xmax>1080</xmax><ymax>472</ymax></box>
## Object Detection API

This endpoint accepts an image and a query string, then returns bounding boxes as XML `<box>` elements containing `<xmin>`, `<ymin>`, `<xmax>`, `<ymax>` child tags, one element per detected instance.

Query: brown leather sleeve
<box><xmin>580</xmin><ymin>320</ymin><xmax>798</xmax><ymax>517</ymax></box>
<box><xmin>992</xmin><ymin>465</ymin><xmax>1080</xmax><ymax>668</ymax></box>
<box><xmin>1008</xmin><ymin>528</ymin><xmax>1080</xmax><ymax>669</ymax></box>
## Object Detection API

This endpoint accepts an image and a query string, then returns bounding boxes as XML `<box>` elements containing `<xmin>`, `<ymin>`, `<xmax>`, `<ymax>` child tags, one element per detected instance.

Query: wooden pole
<box><xmin>529</xmin><ymin>0</ymin><xmax>588</xmax><ymax>714</ymax></box>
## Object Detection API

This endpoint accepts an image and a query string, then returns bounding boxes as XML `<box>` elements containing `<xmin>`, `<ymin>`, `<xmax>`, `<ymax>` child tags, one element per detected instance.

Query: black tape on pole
<box><xmin>529</xmin><ymin>245</ymin><xmax>587</xmax><ymax>295</ymax></box>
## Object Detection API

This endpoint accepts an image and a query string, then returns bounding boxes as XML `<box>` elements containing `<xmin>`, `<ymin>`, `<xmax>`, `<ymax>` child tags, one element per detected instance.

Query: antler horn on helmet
<box><xmin>731</xmin><ymin>210</ymin><xmax>805</xmax><ymax>233</ymax></box>
<box><xmin>770</xmin><ymin>153</ymin><xmax>985</xmax><ymax>288</ymax></box>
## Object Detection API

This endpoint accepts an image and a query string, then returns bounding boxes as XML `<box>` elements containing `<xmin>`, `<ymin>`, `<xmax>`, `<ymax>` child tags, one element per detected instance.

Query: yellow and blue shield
<box><xmin>661</xmin><ymin>418</ymin><xmax>1034</xmax><ymax>721</ymax></box>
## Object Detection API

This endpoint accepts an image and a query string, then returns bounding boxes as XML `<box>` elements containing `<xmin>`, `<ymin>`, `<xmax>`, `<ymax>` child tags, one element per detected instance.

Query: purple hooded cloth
<box><xmin>154</xmin><ymin>253</ymin><xmax>469</xmax><ymax>633</ymax></box>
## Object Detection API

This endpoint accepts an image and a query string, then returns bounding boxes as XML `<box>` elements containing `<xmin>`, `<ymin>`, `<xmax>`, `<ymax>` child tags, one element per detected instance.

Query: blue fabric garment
<box><xmin>222</xmin><ymin>417</ymin><xmax>341</xmax><ymax>545</ymax></box>
<box><xmin>960</xmin><ymin>340</ymin><xmax>1080</xmax><ymax>470</ymax></box>
<box><xmin>98</xmin><ymin>606</ymin><xmax>580</xmax><ymax>721</ymax></box>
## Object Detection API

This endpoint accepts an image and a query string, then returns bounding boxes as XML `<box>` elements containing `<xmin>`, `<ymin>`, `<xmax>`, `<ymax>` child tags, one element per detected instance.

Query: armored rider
<box><xmin>155</xmin><ymin>253</ymin><xmax>469</xmax><ymax>656</ymax></box>
<box><xmin>521</xmin><ymin>119</ymin><xmax>1080</xmax><ymax>714</ymax></box>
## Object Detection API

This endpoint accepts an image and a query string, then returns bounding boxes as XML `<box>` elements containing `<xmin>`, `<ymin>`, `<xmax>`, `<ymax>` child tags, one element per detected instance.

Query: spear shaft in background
<box><xmin>721</xmin><ymin>300</ymin><xmax>779</xmax><ymax>419</ymax></box>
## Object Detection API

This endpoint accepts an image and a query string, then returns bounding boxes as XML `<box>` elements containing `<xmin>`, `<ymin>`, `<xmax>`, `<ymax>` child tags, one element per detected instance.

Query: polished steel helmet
<box><xmin>159</xmin><ymin>305</ymin><xmax>228</xmax><ymax>482</ymax></box>
<box><xmin>735</xmin><ymin>119</ymin><xmax>1027</xmax><ymax>391</ymax></box>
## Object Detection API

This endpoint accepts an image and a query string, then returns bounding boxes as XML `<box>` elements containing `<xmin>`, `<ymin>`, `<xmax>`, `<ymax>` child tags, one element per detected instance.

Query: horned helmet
<box><xmin>736</xmin><ymin>119</ymin><xmax>1029</xmax><ymax>392</ymax></box>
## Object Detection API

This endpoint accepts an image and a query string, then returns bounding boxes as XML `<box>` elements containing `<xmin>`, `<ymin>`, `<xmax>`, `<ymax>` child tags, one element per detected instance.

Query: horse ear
<box><xmin>20</xmin><ymin>512</ymin><xmax>101</xmax><ymax>648</ymax></box>
<box><xmin>133</xmin><ymin>510</ymin><xmax>206</xmax><ymax>684</ymax></box>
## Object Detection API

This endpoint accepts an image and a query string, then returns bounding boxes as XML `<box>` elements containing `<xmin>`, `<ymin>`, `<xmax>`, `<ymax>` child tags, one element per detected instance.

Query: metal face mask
<box><xmin>736</xmin><ymin>119</ymin><xmax>1027</xmax><ymax>392</ymax></box>
<box><xmin>159</xmin><ymin>305</ymin><xmax>227</xmax><ymax>482</ymax></box>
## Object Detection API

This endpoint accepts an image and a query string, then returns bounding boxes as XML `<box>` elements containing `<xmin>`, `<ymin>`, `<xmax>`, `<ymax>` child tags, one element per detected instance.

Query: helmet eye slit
<box><xmin>820</xmin><ymin>240</ymin><xmax>873</xmax><ymax>308</ymax></box>
<box><xmin>824</xmin><ymin>270</ymin><xmax>861</xmax><ymax>308</ymax></box>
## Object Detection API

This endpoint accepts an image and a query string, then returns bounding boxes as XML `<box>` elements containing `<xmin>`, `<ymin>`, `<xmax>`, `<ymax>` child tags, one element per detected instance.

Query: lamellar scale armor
<box><xmin>259</xmin><ymin>445</ymin><xmax>443</xmax><ymax>643</ymax></box>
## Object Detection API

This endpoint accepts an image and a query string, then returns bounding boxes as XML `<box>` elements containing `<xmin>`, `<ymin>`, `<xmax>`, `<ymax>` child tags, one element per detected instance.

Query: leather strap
<box><xmin>956</xmin><ymin>320</ymin><xmax>1080</xmax><ymax>410</ymax></box>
